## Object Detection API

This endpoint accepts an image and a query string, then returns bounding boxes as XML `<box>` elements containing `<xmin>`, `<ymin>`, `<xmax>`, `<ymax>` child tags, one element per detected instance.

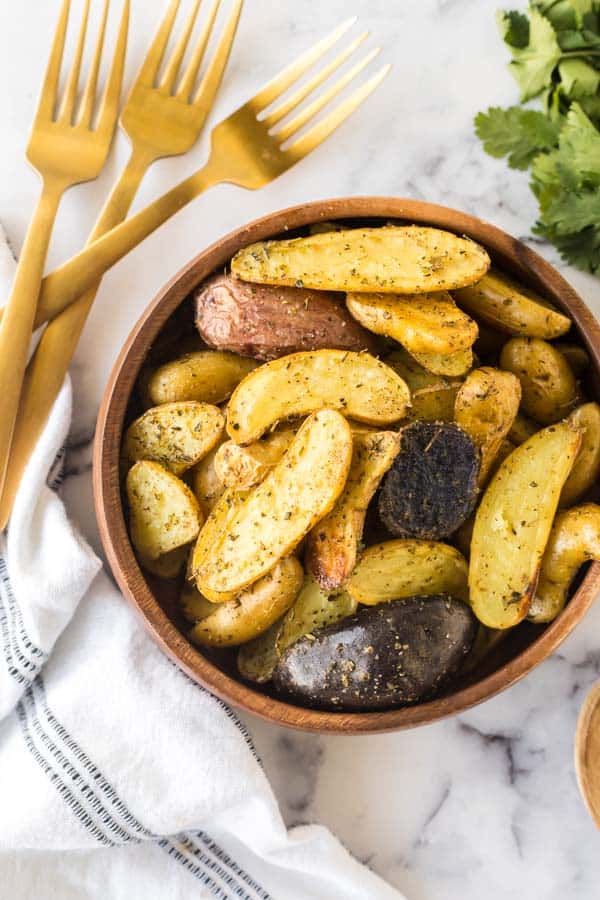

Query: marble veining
<box><xmin>1</xmin><ymin>0</ymin><xmax>600</xmax><ymax>897</ymax></box>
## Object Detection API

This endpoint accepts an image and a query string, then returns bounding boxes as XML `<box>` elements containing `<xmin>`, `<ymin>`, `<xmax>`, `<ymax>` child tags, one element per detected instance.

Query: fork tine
<box><xmin>36</xmin><ymin>0</ymin><xmax>71</xmax><ymax>121</ymax></box>
<box><xmin>78</xmin><ymin>0</ymin><xmax>110</xmax><ymax>126</ymax></box>
<box><xmin>187</xmin><ymin>0</ymin><xmax>243</xmax><ymax>107</ymax></box>
<box><xmin>250</xmin><ymin>17</ymin><xmax>357</xmax><ymax>113</ymax></box>
<box><xmin>284</xmin><ymin>64</ymin><xmax>391</xmax><ymax>161</ymax></box>
<box><xmin>95</xmin><ymin>0</ymin><xmax>129</xmax><ymax>136</ymax></box>
<box><xmin>135</xmin><ymin>0</ymin><xmax>181</xmax><ymax>88</ymax></box>
<box><xmin>274</xmin><ymin>47</ymin><xmax>380</xmax><ymax>143</ymax></box>
<box><xmin>58</xmin><ymin>0</ymin><xmax>91</xmax><ymax>123</ymax></box>
<box><xmin>262</xmin><ymin>30</ymin><xmax>369</xmax><ymax>130</ymax></box>
<box><xmin>159</xmin><ymin>0</ymin><xmax>202</xmax><ymax>93</ymax></box>
<box><xmin>176</xmin><ymin>0</ymin><xmax>222</xmax><ymax>101</ymax></box>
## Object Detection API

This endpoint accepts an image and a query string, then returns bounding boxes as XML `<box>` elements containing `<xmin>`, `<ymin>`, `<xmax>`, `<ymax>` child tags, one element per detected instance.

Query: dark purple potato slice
<box><xmin>378</xmin><ymin>421</ymin><xmax>479</xmax><ymax>539</ymax></box>
<box><xmin>272</xmin><ymin>595</ymin><xmax>478</xmax><ymax>711</ymax></box>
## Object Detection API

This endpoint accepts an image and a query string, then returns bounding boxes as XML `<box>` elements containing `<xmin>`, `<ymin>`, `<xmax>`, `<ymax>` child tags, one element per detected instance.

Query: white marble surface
<box><xmin>1</xmin><ymin>1</ymin><xmax>600</xmax><ymax>897</ymax></box>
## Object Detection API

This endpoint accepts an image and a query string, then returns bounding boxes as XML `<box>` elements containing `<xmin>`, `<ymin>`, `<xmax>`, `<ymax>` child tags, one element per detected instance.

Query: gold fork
<box><xmin>0</xmin><ymin>0</ymin><xmax>242</xmax><ymax>528</ymax></box>
<box><xmin>0</xmin><ymin>0</ymin><xmax>128</xmax><ymax>505</ymax></box>
<box><xmin>27</xmin><ymin>18</ymin><xmax>389</xmax><ymax>327</ymax></box>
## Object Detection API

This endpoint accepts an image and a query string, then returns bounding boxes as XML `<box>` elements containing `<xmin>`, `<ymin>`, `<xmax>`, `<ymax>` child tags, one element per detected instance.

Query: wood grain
<box><xmin>576</xmin><ymin>682</ymin><xmax>600</xmax><ymax>829</ymax></box>
<box><xmin>93</xmin><ymin>196</ymin><xmax>600</xmax><ymax>735</ymax></box>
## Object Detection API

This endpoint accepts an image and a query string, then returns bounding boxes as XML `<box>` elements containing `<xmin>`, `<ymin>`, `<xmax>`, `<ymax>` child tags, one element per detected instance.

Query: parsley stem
<box><xmin>560</xmin><ymin>50</ymin><xmax>600</xmax><ymax>58</ymax></box>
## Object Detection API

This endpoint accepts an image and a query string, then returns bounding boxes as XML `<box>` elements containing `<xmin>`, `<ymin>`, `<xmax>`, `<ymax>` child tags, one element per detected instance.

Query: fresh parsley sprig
<box><xmin>475</xmin><ymin>1</ymin><xmax>600</xmax><ymax>275</ymax></box>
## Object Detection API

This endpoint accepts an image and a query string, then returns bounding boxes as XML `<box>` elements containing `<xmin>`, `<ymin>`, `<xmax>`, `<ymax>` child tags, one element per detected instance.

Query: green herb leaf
<box><xmin>475</xmin><ymin>106</ymin><xmax>560</xmax><ymax>168</ymax></box>
<box><xmin>497</xmin><ymin>9</ymin><xmax>530</xmax><ymax>47</ymax></box>
<box><xmin>559</xmin><ymin>58</ymin><xmax>600</xmax><ymax>97</ymax></box>
<box><xmin>508</xmin><ymin>10</ymin><xmax>562</xmax><ymax>100</ymax></box>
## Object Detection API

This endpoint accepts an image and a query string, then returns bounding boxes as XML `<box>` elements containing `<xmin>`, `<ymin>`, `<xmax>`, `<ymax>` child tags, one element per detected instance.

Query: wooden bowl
<box><xmin>94</xmin><ymin>197</ymin><xmax>600</xmax><ymax>735</ymax></box>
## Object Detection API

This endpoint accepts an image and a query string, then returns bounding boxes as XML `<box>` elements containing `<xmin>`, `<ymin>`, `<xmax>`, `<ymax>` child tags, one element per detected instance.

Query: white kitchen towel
<box><xmin>0</xmin><ymin>230</ymin><xmax>404</xmax><ymax>900</ymax></box>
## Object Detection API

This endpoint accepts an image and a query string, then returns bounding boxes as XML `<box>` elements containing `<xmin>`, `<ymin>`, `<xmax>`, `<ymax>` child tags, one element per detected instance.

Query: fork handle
<box><xmin>0</xmin><ymin>149</ymin><xmax>152</xmax><ymax>530</ymax></box>
<box><xmin>31</xmin><ymin>155</ymin><xmax>224</xmax><ymax>328</ymax></box>
<box><xmin>0</xmin><ymin>177</ymin><xmax>66</xmax><ymax>504</ymax></box>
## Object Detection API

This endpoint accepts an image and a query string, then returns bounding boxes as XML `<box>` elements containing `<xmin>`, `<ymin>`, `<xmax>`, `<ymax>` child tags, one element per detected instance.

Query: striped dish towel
<box><xmin>0</xmin><ymin>227</ymin><xmax>404</xmax><ymax>900</ymax></box>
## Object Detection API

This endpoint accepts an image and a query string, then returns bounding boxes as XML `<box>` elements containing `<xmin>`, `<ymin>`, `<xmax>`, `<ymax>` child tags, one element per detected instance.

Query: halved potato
<box><xmin>237</xmin><ymin>578</ymin><xmax>357</xmax><ymax>682</ymax></box>
<box><xmin>305</xmin><ymin>431</ymin><xmax>401</xmax><ymax>590</ymax></box>
<box><xmin>410</xmin><ymin>347</ymin><xmax>474</xmax><ymax>376</ymax></box>
<box><xmin>508</xmin><ymin>412</ymin><xmax>539</xmax><ymax>445</ymax></box>
<box><xmin>231</xmin><ymin>226</ymin><xmax>490</xmax><ymax>293</ymax></box>
<box><xmin>190</xmin><ymin>438</ymin><xmax>226</xmax><ymax>517</ymax></box>
<box><xmin>453</xmin><ymin>270</ymin><xmax>571</xmax><ymax>338</ymax></box>
<box><xmin>469</xmin><ymin>421</ymin><xmax>581</xmax><ymax>629</ymax></box>
<box><xmin>214</xmin><ymin>429</ymin><xmax>297</xmax><ymax>491</ymax></box>
<box><xmin>189</xmin><ymin>557</ymin><xmax>303</xmax><ymax>647</ymax></box>
<box><xmin>192</xmin><ymin>410</ymin><xmax>353</xmax><ymax>594</ymax></box>
<box><xmin>347</xmin><ymin>539</ymin><xmax>469</xmax><ymax>605</ymax></box>
<box><xmin>454</xmin><ymin>367</ymin><xmax>521</xmax><ymax>482</ymax></box>
<box><xmin>499</xmin><ymin>337</ymin><xmax>578</xmax><ymax>425</ymax></box>
<box><xmin>126</xmin><ymin>461</ymin><xmax>203</xmax><ymax>561</ymax></box>
<box><xmin>346</xmin><ymin>291</ymin><xmax>478</xmax><ymax>354</ymax></box>
<box><xmin>226</xmin><ymin>350</ymin><xmax>410</xmax><ymax>444</ymax></box>
<box><xmin>138</xmin><ymin>545</ymin><xmax>189</xmax><ymax>579</ymax></box>
<box><xmin>145</xmin><ymin>351</ymin><xmax>258</xmax><ymax>406</ymax></box>
<box><xmin>528</xmin><ymin>504</ymin><xmax>600</xmax><ymax>623</ymax></box>
<box><xmin>385</xmin><ymin>348</ymin><xmax>461</xmax><ymax>421</ymax></box>
<box><xmin>179</xmin><ymin>580</ymin><xmax>216</xmax><ymax>623</ymax></box>
<box><xmin>123</xmin><ymin>402</ymin><xmax>225</xmax><ymax>475</ymax></box>
<box><xmin>561</xmin><ymin>403</ymin><xmax>600</xmax><ymax>507</ymax></box>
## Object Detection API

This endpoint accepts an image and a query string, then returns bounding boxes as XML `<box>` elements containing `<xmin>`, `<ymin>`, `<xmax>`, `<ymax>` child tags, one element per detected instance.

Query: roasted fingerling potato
<box><xmin>145</xmin><ymin>351</ymin><xmax>258</xmax><ymax>406</ymax></box>
<box><xmin>192</xmin><ymin>409</ymin><xmax>353</xmax><ymax>595</ymax></box>
<box><xmin>231</xmin><ymin>226</ymin><xmax>490</xmax><ymax>294</ymax></box>
<box><xmin>528</xmin><ymin>504</ymin><xmax>600</xmax><ymax>624</ymax></box>
<box><xmin>214</xmin><ymin>429</ymin><xmax>297</xmax><ymax>491</ymax></box>
<box><xmin>560</xmin><ymin>403</ymin><xmax>600</xmax><ymax>507</ymax></box>
<box><xmin>194</xmin><ymin>273</ymin><xmax>380</xmax><ymax>361</ymax></box>
<box><xmin>454</xmin><ymin>367</ymin><xmax>521</xmax><ymax>483</ymax></box>
<box><xmin>499</xmin><ymin>337</ymin><xmax>578</xmax><ymax>425</ymax></box>
<box><xmin>226</xmin><ymin>350</ymin><xmax>410</xmax><ymax>444</ymax></box>
<box><xmin>189</xmin><ymin>557</ymin><xmax>304</xmax><ymax>647</ymax></box>
<box><xmin>127</xmin><ymin>461</ymin><xmax>203</xmax><ymax>561</ymax></box>
<box><xmin>123</xmin><ymin>402</ymin><xmax>225</xmax><ymax>475</ymax></box>
<box><xmin>410</xmin><ymin>347</ymin><xmax>474</xmax><ymax>377</ymax></box>
<box><xmin>190</xmin><ymin>438</ymin><xmax>226</xmax><ymax>516</ymax></box>
<box><xmin>453</xmin><ymin>269</ymin><xmax>571</xmax><ymax>339</ymax></box>
<box><xmin>469</xmin><ymin>421</ymin><xmax>581</xmax><ymax>629</ymax></box>
<box><xmin>345</xmin><ymin>291</ymin><xmax>478</xmax><ymax>354</ymax></box>
<box><xmin>305</xmin><ymin>430</ymin><xmax>401</xmax><ymax>591</ymax></box>
<box><xmin>347</xmin><ymin>539</ymin><xmax>469</xmax><ymax>605</ymax></box>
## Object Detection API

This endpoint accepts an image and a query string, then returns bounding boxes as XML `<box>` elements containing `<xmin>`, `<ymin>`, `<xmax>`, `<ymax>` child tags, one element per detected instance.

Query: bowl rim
<box><xmin>93</xmin><ymin>195</ymin><xmax>600</xmax><ymax>735</ymax></box>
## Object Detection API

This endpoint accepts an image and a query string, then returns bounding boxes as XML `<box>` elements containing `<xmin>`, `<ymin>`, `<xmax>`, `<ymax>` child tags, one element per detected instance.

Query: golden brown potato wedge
<box><xmin>384</xmin><ymin>349</ymin><xmax>461</xmax><ymax>421</ymax></box>
<box><xmin>192</xmin><ymin>410</ymin><xmax>353</xmax><ymax>595</ymax></box>
<box><xmin>189</xmin><ymin>557</ymin><xmax>303</xmax><ymax>647</ymax></box>
<box><xmin>226</xmin><ymin>350</ymin><xmax>410</xmax><ymax>444</ymax></box>
<box><xmin>190</xmin><ymin>438</ymin><xmax>226</xmax><ymax>517</ymax></box>
<box><xmin>305</xmin><ymin>431</ymin><xmax>401</xmax><ymax>590</ymax></box>
<box><xmin>231</xmin><ymin>226</ymin><xmax>490</xmax><ymax>294</ymax></box>
<box><xmin>453</xmin><ymin>270</ymin><xmax>571</xmax><ymax>338</ymax></box>
<box><xmin>347</xmin><ymin>539</ymin><xmax>469</xmax><ymax>605</ymax></box>
<box><xmin>560</xmin><ymin>403</ymin><xmax>600</xmax><ymax>507</ymax></box>
<box><xmin>499</xmin><ymin>337</ymin><xmax>578</xmax><ymax>425</ymax></box>
<box><xmin>214</xmin><ymin>429</ymin><xmax>297</xmax><ymax>491</ymax></box>
<box><xmin>126</xmin><ymin>461</ymin><xmax>203</xmax><ymax>561</ymax></box>
<box><xmin>507</xmin><ymin>412</ymin><xmax>539</xmax><ymax>445</ymax></box>
<box><xmin>138</xmin><ymin>545</ymin><xmax>189</xmax><ymax>579</ymax></box>
<box><xmin>528</xmin><ymin>504</ymin><xmax>600</xmax><ymax>623</ymax></box>
<box><xmin>454</xmin><ymin>367</ymin><xmax>521</xmax><ymax>483</ymax></box>
<box><xmin>179</xmin><ymin>580</ymin><xmax>216</xmax><ymax>623</ymax></box>
<box><xmin>410</xmin><ymin>347</ymin><xmax>474</xmax><ymax>376</ymax></box>
<box><xmin>145</xmin><ymin>351</ymin><xmax>258</xmax><ymax>406</ymax></box>
<box><xmin>469</xmin><ymin>421</ymin><xmax>581</xmax><ymax>629</ymax></box>
<box><xmin>346</xmin><ymin>291</ymin><xmax>478</xmax><ymax>354</ymax></box>
<box><xmin>123</xmin><ymin>402</ymin><xmax>225</xmax><ymax>475</ymax></box>
<box><xmin>237</xmin><ymin>578</ymin><xmax>357</xmax><ymax>683</ymax></box>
